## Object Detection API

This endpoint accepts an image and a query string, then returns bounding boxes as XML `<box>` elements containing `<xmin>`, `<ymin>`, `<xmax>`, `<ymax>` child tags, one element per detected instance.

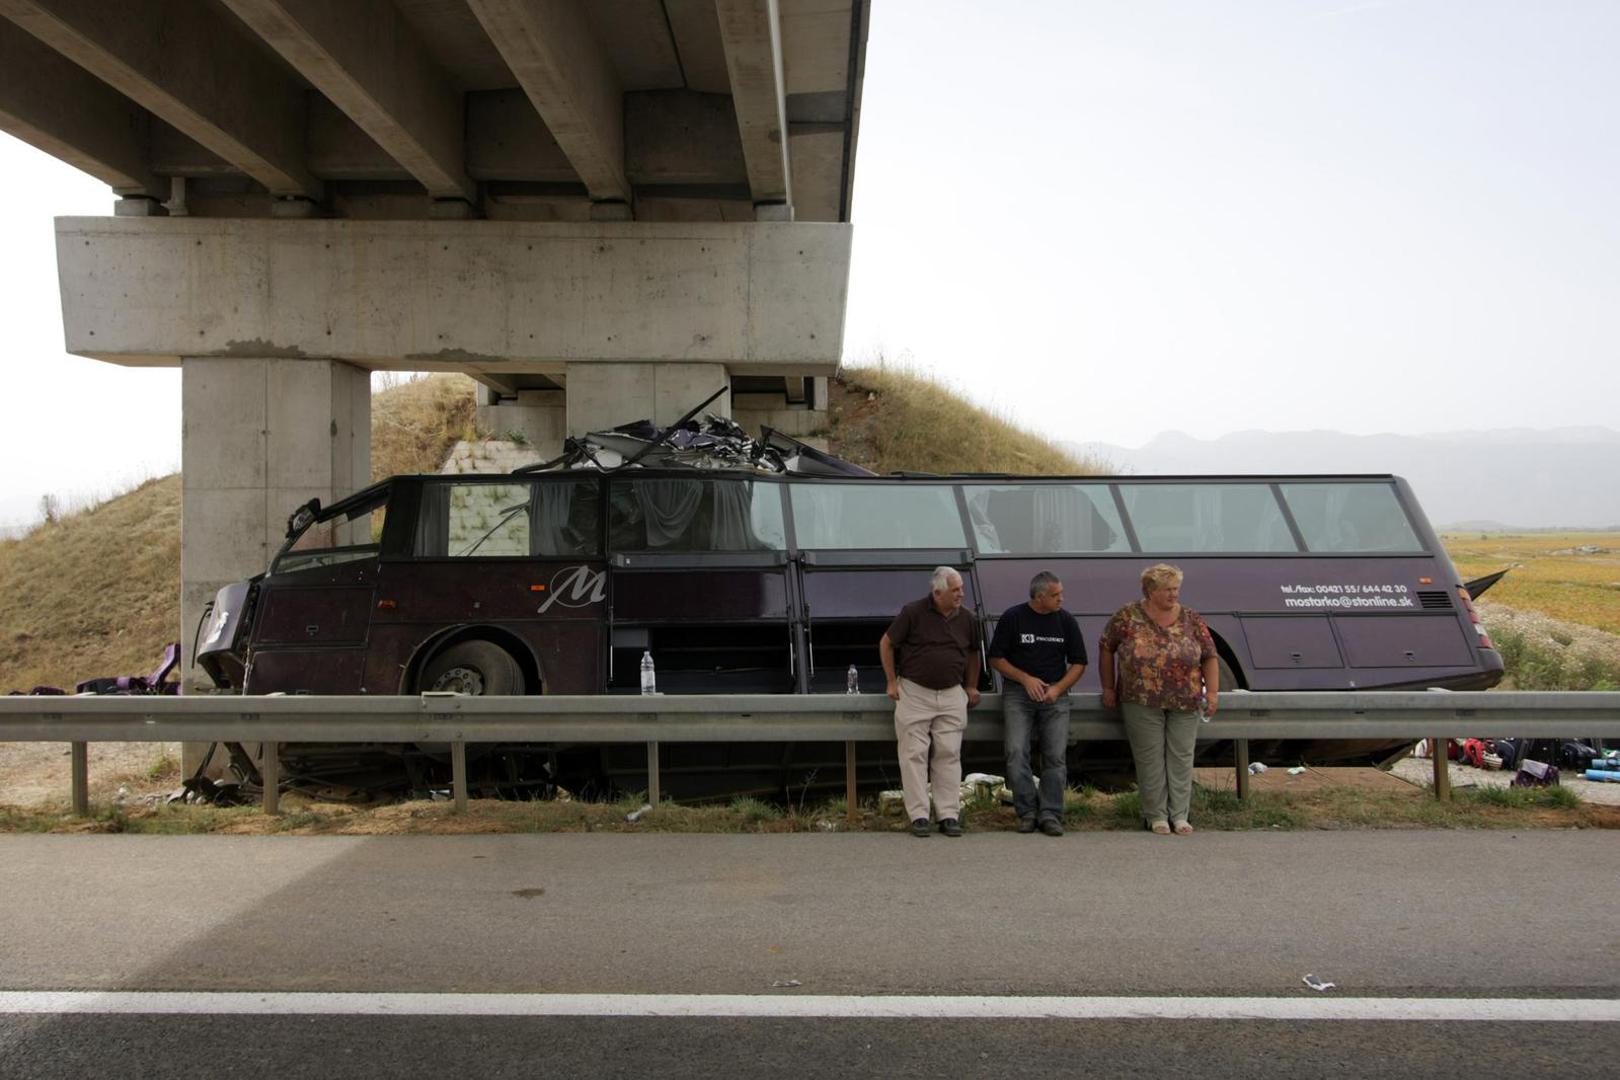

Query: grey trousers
<box><xmin>1121</xmin><ymin>702</ymin><xmax>1201</xmax><ymax>827</ymax></box>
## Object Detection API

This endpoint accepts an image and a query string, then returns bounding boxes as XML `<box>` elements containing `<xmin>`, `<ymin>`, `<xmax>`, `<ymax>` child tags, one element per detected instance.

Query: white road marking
<box><xmin>0</xmin><ymin>993</ymin><xmax>1617</xmax><ymax>1022</ymax></box>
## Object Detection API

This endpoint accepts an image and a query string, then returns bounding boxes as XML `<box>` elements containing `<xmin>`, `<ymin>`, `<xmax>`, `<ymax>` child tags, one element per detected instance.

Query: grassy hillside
<box><xmin>833</xmin><ymin>365</ymin><xmax>1099</xmax><ymax>475</ymax></box>
<box><xmin>0</xmin><ymin>475</ymin><xmax>181</xmax><ymax>693</ymax></box>
<box><xmin>371</xmin><ymin>373</ymin><xmax>478</xmax><ymax>481</ymax></box>
<box><xmin>0</xmin><ymin>374</ymin><xmax>477</xmax><ymax>693</ymax></box>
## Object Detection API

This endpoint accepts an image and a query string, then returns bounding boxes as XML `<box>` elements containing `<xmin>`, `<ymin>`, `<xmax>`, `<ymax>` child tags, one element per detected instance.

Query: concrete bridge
<box><xmin>0</xmin><ymin>0</ymin><xmax>868</xmax><ymax>691</ymax></box>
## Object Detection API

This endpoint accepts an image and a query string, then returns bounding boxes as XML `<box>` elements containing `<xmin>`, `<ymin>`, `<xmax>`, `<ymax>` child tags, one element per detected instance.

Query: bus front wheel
<box><xmin>420</xmin><ymin>640</ymin><xmax>524</xmax><ymax>695</ymax></box>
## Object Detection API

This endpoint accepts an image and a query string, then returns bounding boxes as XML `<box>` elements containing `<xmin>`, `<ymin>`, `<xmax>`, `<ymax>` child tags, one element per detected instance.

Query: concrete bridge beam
<box><xmin>0</xmin><ymin>0</ymin><xmax>319</xmax><ymax>196</ymax></box>
<box><xmin>218</xmin><ymin>0</ymin><xmax>475</xmax><ymax>203</ymax></box>
<box><xmin>466</xmin><ymin>0</ymin><xmax>631</xmax><ymax>206</ymax></box>
<box><xmin>0</xmin><ymin>19</ymin><xmax>162</xmax><ymax>196</ymax></box>
<box><xmin>715</xmin><ymin>0</ymin><xmax>793</xmax><ymax>216</ymax></box>
<box><xmin>54</xmin><ymin>218</ymin><xmax>851</xmax><ymax>374</ymax></box>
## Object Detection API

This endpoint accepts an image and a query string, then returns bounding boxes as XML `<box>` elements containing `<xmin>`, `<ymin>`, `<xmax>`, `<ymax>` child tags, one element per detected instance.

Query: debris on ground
<box><xmin>1302</xmin><ymin>974</ymin><xmax>1336</xmax><ymax>992</ymax></box>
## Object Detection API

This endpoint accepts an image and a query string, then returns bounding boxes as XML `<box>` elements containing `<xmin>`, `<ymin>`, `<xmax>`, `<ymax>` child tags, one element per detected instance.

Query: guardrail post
<box><xmin>845</xmin><ymin>740</ymin><xmax>858</xmax><ymax>824</ymax></box>
<box><xmin>261</xmin><ymin>742</ymin><xmax>280</xmax><ymax>815</ymax></box>
<box><xmin>1234</xmin><ymin>738</ymin><xmax>1251</xmax><ymax>801</ymax></box>
<box><xmin>70</xmin><ymin>742</ymin><xmax>89</xmax><ymax>817</ymax></box>
<box><xmin>1431</xmin><ymin>738</ymin><xmax>1451</xmax><ymax>801</ymax></box>
<box><xmin>647</xmin><ymin>741</ymin><xmax>661</xmax><ymax>806</ymax></box>
<box><xmin>451</xmin><ymin>740</ymin><xmax>468</xmax><ymax>812</ymax></box>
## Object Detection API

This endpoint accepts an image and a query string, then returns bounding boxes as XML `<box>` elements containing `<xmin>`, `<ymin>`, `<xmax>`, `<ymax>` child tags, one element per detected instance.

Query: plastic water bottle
<box><xmin>640</xmin><ymin>651</ymin><xmax>656</xmax><ymax>695</ymax></box>
<box><xmin>846</xmin><ymin>664</ymin><xmax>859</xmax><ymax>694</ymax></box>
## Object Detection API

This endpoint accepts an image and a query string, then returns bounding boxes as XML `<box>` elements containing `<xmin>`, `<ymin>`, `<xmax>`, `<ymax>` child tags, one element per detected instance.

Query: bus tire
<box><xmin>420</xmin><ymin>640</ymin><xmax>524</xmax><ymax>696</ymax></box>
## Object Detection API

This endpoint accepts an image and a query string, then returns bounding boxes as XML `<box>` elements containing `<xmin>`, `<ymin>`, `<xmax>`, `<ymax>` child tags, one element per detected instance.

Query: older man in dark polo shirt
<box><xmin>879</xmin><ymin>566</ymin><xmax>983</xmax><ymax>838</ymax></box>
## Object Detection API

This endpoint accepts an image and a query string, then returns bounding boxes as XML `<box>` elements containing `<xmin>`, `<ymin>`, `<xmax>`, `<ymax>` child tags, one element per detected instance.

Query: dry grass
<box><xmin>0</xmin><ymin>475</ymin><xmax>181</xmax><ymax>693</ymax></box>
<box><xmin>1473</xmin><ymin>600</ymin><xmax>1620</xmax><ymax>690</ymax></box>
<box><xmin>370</xmin><ymin>373</ymin><xmax>479</xmax><ymax>480</ymax></box>
<box><xmin>832</xmin><ymin>364</ymin><xmax>1102</xmax><ymax>476</ymax></box>
<box><xmin>1443</xmin><ymin>530</ymin><xmax>1620</xmax><ymax>635</ymax></box>
<box><xmin>4</xmin><ymin>781</ymin><xmax>1613</xmax><ymax>835</ymax></box>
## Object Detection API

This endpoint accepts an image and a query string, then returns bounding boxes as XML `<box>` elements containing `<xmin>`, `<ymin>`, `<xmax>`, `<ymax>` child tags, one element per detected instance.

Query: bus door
<box><xmin>785</xmin><ymin>480</ymin><xmax>984</xmax><ymax>692</ymax></box>
<box><xmin>369</xmin><ymin>476</ymin><xmax>606</xmax><ymax>694</ymax></box>
<box><xmin>246</xmin><ymin>483</ymin><xmax>391</xmax><ymax>694</ymax></box>
<box><xmin>604</xmin><ymin>476</ymin><xmax>796</xmax><ymax>693</ymax></box>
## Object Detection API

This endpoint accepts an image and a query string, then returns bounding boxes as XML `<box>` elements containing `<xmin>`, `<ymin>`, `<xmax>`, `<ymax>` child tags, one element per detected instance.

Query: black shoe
<box><xmin>1016</xmin><ymin>816</ymin><xmax>1038</xmax><ymax>834</ymax></box>
<box><xmin>1040</xmin><ymin>818</ymin><xmax>1065</xmax><ymax>837</ymax></box>
<box><xmin>910</xmin><ymin>818</ymin><xmax>931</xmax><ymax>838</ymax></box>
<box><xmin>939</xmin><ymin>817</ymin><xmax>963</xmax><ymax>837</ymax></box>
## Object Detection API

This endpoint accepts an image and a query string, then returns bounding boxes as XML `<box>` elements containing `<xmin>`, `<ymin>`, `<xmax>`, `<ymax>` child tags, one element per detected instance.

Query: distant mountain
<box><xmin>1067</xmin><ymin>427</ymin><xmax>1620</xmax><ymax>530</ymax></box>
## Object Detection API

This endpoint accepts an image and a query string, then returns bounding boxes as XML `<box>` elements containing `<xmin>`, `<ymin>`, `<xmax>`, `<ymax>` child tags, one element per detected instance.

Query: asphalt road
<box><xmin>1</xmin><ymin>831</ymin><xmax>1615</xmax><ymax>1077</ymax></box>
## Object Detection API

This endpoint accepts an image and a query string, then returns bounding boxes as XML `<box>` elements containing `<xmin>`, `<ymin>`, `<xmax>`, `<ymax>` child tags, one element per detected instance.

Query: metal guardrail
<box><xmin>3</xmin><ymin>691</ymin><xmax>1618</xmax><ymax>815</ymax></box>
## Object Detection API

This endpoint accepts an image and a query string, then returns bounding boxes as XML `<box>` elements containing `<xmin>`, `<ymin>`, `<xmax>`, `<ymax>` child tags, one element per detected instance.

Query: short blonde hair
<box><xmin>1140</xmin><ymin>563</ymin><xmax>1183</xmax><ymax>596</ymax></box>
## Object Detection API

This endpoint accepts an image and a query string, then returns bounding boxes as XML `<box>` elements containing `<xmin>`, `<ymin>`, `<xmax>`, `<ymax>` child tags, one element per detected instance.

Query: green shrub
<box><xmin>729</xmin><ymin>796</ymin><xmax>783</xmax><ymax>823</ymax></box>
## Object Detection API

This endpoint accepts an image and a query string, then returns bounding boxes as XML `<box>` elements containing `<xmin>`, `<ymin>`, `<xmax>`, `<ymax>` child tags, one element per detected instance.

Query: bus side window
<box><xmin>530</xmin><ymin>479</ymin><xmax>600</xmax><ymax>556</ymax></box>
<box><xmin>964</xmin><ymin>485</ymin><xmax>1128</xmax><ymax>554</ymax></box>
<box><xmin>1119</xmin><ymin>483</ymin><xmax>1295</xmax><ymax>553</ymax></box>
<box><xmin>608</xmin><ymin>478</ymin><xmax>785</xmax><ymax>552</ymax></box>
<box><xmin>1280</xmin><ymin>483</ymin><xmax>1423</xmax><ymax>553</ymax></box>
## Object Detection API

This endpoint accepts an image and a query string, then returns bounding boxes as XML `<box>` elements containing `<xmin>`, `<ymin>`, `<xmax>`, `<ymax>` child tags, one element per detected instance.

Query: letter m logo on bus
<box><xmin>537</xmin><ymin>565</ymin><xmax>607</xmax><ymax>614</ymax></box>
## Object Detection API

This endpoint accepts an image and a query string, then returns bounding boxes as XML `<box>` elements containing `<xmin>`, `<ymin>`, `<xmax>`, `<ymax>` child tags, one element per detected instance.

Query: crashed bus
<box><xmin>194</xmin><ymin>419</ymin><xmax>1503</xmax><ymax>800</ymax></box>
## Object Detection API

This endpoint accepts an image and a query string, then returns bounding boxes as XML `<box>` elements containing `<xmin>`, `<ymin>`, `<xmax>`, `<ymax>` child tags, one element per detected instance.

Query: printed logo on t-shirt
<box><xmin>1020</xmin><ymin>633</ymin><xmax>1065</xmax><ymax>644</ymax></box>
<box><xmin>1020</xmin><ymin>633</ymin><xmax>1035</xmax><ymax>644</ymax></box>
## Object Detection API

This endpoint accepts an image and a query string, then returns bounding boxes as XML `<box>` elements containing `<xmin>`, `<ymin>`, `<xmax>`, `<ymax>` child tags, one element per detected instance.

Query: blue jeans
<box><xmin>1003</xmin><ymin>685</ymin><xmax>1071</xmax><ymax>822</ymax></box>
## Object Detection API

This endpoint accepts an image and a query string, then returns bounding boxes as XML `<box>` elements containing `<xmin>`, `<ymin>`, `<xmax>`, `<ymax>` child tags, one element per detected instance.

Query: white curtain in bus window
<box><xmin>964</xmin><ymin>485</ymin><xmax>1129</xmax><ymax>554</ymax></box>
<box><xmin>1119</xmin><ymin>483</ymin><xmax>1297</xmax><ymax>553</ymax></box>
<box><xmin>1280</xmin><ymin>483</ymin><xmax>1423</xmax><ymax>553</ymax></box>
<box><xmin>790</xmin><ymin>484</ymin><xmax>966</xmax><ymax>549</ymax></box>
<box><xmin>609</xmin><ymin>478</ymin><xmax>785</xmax><ymax>551</ymax></box>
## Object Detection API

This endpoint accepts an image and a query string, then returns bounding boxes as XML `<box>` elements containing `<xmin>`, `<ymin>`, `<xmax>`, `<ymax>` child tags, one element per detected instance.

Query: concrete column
<box><xmin>564</xmin><ymin>362</ymin><xmax>731</xmax><ymax>436</ymax></box>
<box><xmin>180</xmin><ymin>357</ymin><xmax>369</xmax><ymax>713</ymax></box>
<box><xmin>475</xmin><ymin>388</ymin><xmax>567</xmax><ymax>458</ymax></box>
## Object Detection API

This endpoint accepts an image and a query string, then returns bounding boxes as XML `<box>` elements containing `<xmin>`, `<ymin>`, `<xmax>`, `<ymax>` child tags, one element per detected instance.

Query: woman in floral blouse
<box><xmin>1098</xmin><ymin>564</ymin><xmax>1219</xmax><ymax>836</ymax></box>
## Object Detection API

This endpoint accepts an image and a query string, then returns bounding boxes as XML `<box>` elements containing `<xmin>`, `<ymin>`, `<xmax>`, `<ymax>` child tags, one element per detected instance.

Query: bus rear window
<box><xmin>965</xmin><ymin>484</ymin><xmax>1128</xmax><ymax>554</ymax></box>
<box><xmin>1280</xmin><ymin>482</ymin><xmax>1424</xmax><ymax>553</ymax></box>
<box><xmin>608</xmin><ymin>478</ymin><xmax>785</xmax><ymax>552</ymax></box>
<box><xmin>790</xmin><ymin>483</ymin><xmax>966</xmax><ymax>549</ymax></box>
<box><xmin>1118</xmin><ymin>483</ymin><xmax>1297</xmax><ymax>553</ymax></box>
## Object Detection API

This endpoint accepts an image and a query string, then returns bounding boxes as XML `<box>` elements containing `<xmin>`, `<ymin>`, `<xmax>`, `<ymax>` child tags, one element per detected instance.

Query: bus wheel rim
<box><xmin>432</xmin><ymin>666</ymin><xmax>485</xmax><ymax>695</ymax></box>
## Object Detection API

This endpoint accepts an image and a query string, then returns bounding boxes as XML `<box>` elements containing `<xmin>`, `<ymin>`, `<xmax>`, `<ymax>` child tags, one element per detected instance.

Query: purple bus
<box><xmin>196</xmin><ymin>468</ymin><xmax>1500</xmax><ymax>797</ymax></box>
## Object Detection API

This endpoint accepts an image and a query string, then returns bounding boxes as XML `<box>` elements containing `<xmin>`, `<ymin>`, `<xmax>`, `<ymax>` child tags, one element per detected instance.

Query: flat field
<box><xmin>1442</xmin><ymin>530</ymin><xmax>1620</xmax><ymax>635</ymax></box>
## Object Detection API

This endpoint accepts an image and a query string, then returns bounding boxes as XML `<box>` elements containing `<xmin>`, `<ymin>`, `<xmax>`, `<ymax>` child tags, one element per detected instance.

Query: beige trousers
<box><xmin>893</xmin><ymin>677</ymin><xmax>968</xmax><ymax>822</ymax></box>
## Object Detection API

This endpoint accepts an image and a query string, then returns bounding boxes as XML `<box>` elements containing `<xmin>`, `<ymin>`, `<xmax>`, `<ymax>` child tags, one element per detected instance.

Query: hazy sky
<box><xmin>2</xmin><ymin>0</ymin><xmax>1617</xmax><ymax>527</ymax></box>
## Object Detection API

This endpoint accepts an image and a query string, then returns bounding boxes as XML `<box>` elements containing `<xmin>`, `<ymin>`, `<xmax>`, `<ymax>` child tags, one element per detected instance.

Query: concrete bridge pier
<box><xmin>179</xmin><ymin>357</ymin><xmax>369</xmax><ymax>772</ymax></box>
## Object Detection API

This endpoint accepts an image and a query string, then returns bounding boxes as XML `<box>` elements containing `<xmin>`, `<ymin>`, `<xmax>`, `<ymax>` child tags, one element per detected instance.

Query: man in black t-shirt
<box><xmin>988</xmin><ymin>570</ymin><xmax>1088</xmax><ymax>836</ymax></box>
